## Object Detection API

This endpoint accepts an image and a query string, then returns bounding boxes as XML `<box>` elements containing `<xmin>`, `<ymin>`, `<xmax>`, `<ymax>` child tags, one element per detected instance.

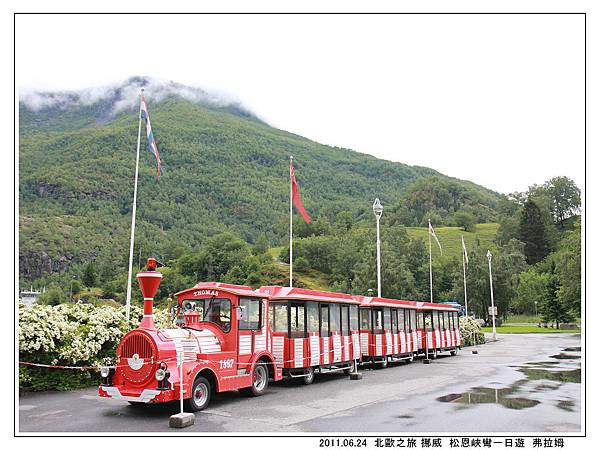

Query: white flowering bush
<box><xmin>19</xmin><ymin>302</ymin><xmax>174</xmax><ymax>391</ymax></box>
<box><xmin>459</xmin><ymin>316</ymin><xmax>486</xmax><ymax>346</ymax></box>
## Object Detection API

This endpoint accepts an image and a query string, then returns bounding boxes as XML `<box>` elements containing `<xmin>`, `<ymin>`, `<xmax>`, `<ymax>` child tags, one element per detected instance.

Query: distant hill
<box><xmin>19</xmin><ymin>77</ymin><xmax>501</xmax><ymax>284</ymax></box>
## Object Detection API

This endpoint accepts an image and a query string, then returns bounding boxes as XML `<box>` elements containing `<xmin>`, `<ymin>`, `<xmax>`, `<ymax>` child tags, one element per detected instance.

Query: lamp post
<box><xmin>69</xmin><ymin>276</ymin><xmax>76</xmax><ymax>303</ymax></box>
<box><xmin>486</xmin><ymin>250</ymin><xmax>497</xmax><ymax>341</ymax></box>
<box><xmin>373</xmin><ymin>198</ymin><xmax>383</xmax><ymax>297</ymax></box>
<box><xmin>534</xmin><ymin>301</ymin><xmax>538</xmax><ymax>318</ymax></box>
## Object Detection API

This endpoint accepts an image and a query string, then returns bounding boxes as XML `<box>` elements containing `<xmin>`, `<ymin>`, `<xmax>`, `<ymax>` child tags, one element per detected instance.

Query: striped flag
<box><xmin>290</xmin><ymin>159</ymin><xmax>311</xmax><ymax>223</ymax></box>
<box><xmin>461</xmin><ymin>235</ymin><xmax>469</xmax><ymax>266</ymax></box>
<box><xmin>429</xmin><ymin>220</ymin><xmax>442</xmax><ymax>254</ymax></box>
<box><xmin>140</xmin><ymin>95</ymin><xmax>163</xmax><ymax>178</ymax></box>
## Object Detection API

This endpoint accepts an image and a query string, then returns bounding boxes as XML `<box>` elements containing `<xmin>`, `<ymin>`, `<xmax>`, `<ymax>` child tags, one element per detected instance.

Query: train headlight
<box><xmin>155</xmin><ymin>368</ymin><xmax>166</xmax><ymax>381</ymax></box>
<box><xmin>100</xmin><ymin>366</ymin><xmax>110</xmax><ymax>378</ymax></box>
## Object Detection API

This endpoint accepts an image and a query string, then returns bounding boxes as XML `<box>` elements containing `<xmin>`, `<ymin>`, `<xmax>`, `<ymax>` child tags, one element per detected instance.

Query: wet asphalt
<box><xmin>18</xmin><ymin>333</ymin><xmax>582</xmax><ymax>434</ymax></box>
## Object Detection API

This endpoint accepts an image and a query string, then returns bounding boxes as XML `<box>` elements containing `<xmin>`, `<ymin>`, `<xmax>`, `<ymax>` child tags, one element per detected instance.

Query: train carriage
<box><xmin>415</xmin><ymin>302</ymin><xmax>461</xmax><ymax>359</ymax></box>
<box><xmin>355</xmin><ymin>296</ymin><xmax>419</xmax><ymax>367</ymax></box>
<box><xmin>257</xmin><ymin>286</ymin><xmax>362</xmax><ymax>384</ymax></box>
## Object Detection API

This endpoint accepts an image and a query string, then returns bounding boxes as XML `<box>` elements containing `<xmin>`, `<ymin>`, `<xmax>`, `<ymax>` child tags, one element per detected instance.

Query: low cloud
<box><xmin>19</xmin><ymin>76</ymin><xmax>254</xmax><ymax>117</ymax></box>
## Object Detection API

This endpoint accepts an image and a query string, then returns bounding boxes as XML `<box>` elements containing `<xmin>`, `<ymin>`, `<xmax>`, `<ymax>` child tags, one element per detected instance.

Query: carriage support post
<box><xmin>169</xmin><ymin>351</ymin><xmax>195</xmax><ymax>428</ymax></box>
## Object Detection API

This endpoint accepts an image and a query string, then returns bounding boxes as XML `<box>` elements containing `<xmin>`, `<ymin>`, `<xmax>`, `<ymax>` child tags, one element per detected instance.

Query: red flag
<box><xmin>290</xmin><ymin>159</ymin><xmax>311</xmax><ymax>224</ymax></box>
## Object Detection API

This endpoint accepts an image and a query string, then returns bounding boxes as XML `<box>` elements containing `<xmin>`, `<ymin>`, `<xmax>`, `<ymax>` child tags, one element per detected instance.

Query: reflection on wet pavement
<box><xmin>557</xmin><ymin>400</ymin><xmax>575</xmax><ymax>412</ymax></box>
<box><xmin>518</xmin><ymin>368</ymin><xmax>580</xmax><ymax>383</ymax></box>
<box><xmin>437</xmin><ymin>382</ymin><xmax>540</xmax><ymax>410</ymax></box>
<box><xmin>437</xmin><ymin>346</ymin><xmax>580</xmax><ymax>413</ymax></box>
<box><xmin>550</xmin><ymin>353</ymin><xmax>581</xmax><ymax>359</ymax></box>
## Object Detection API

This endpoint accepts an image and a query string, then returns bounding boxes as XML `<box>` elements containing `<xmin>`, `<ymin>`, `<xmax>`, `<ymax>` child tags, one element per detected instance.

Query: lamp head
<box><xmin>372</xmin><ymin>198</ymin><xmax>383</xmax><ymax>218</ymax></box>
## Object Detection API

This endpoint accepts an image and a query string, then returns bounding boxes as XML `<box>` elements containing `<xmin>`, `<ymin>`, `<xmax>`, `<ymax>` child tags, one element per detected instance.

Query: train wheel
<box><xmin>379</xmin><ymin>358</ymin><xmax>388</xmax><ymax>369</ymax></box>
<box><xmin>185</xmin><ymin>376</ymin><xmax>211</xmax><ymax>412</ymax></box>
<box><xmin>302</xmin><ymin>367</ymin><xmax>315</xmax><ymax>385</ymax></box>
<box><xmin>241</xmin><ymin>362</ymin><xmax>269</xmax><ymax>396</ymax></box>
<box><xmin>431</xmin><ymin>350</ymin><xmax>438</xmax><ymax>359</ymax></box>
<box><xmin>406</xmin><ymin>355</ymin><xmax>414</xmax><ymax>364</ymax></box>
<box><xmin>450</xmin><ymin>349</ymin><xmax>457</xmax><ymax>356</ymax></box>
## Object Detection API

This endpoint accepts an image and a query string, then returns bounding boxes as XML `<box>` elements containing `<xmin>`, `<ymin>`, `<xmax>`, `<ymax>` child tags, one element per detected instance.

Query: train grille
<box><xmin>117</xmin><ymin>332</ymin><xmax>156</xmax><ymax>385</ymax></box>
<box><xmin>120</xmin><ymin>333</ymin><xmax>154</xmax><ymax>359</ymax></box>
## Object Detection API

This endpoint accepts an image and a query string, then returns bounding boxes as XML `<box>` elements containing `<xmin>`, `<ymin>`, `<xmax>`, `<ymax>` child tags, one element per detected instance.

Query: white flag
<box><xmin>461</xmin><ymin>235</ymin><xmax>469</xmax><ymax>266</ymax></box>
<box><xmin>429</xmin><ymin>220</ymin><xmax>442</xmax><ymax>254</ymax></box>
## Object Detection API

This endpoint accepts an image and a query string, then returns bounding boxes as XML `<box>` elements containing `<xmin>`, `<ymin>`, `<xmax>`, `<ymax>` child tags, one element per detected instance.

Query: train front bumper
<box><xmin>98</xmin><ymin>385</ymin><xmax>177</xmax><ymax>403</ymax></box>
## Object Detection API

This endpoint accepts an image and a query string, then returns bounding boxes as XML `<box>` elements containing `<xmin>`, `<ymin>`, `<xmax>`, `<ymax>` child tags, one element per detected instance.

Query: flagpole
<box><xmin>462</xmin><ymin>236</ymin><xmax>468</xmax><ymax>317</ymax></box>
<box><xmin>125</xmin><ymin>88</ymin><xmax>144</xmax><ymax>322</ymax></box>
<box><xmin>289</xmin><ymin>156</ymin><xmax>293</xmax><ymax>288</ymax></box>
<box><xmin>428</xmin><ymin>219</ymin><xmax>433</xmax><ymax>303</ymax></box>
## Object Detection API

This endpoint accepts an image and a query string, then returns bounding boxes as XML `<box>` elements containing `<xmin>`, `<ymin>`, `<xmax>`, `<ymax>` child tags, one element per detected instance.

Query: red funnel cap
<box><xmin>137</xmin><ymin>271</ymin><xmax>162</xmax><ymax>299</ymax></box>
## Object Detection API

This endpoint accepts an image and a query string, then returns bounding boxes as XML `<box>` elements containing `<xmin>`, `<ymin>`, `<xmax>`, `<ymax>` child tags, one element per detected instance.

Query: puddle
<box><xmin>533</xmin><ymin>382</ymin><xmax>561</xmax><ymax>391</ymax></box>
<box><xmin>523</xmin><ymin>361</ymin><xmax>561</xmax><ymax>367</ymax></box>
<box><xmin>396</xmin><ymin>414</ymin><xmax>414</xmax><ymax>419</ymax></box>
<box><xmin>557</xmin><ymin>400</ymin><xmax>575</xmax><ymax>412</ymax></box>
<box><xmin>436</xmin><ymin>384</ymin><xmax>540</xmax><ymax>410</ymax></box>
<box><xmin>550</xmin><ymin>353</ymin><xmax>580</xmax><ymax>360</ymax></box>
<box><xmin>562</xmin><ymin>347</ymin><xmax>581</xmax><ymax>352</ymax></box>
<box><xmin>519</xmin><ymin>368</ymin><xmax>580</xmax><ymax>383</ymax></box>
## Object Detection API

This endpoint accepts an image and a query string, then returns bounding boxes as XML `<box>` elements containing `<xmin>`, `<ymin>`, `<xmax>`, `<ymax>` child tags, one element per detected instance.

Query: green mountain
<box><xmin>19</xmin><ymin>77</ymin><xmax>500</xmax><ymax>285</ymax></box>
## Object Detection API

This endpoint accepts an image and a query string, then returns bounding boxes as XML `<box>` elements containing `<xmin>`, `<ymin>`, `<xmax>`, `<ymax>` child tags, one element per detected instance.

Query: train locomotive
<box><xmin>99</xmin><ymin>259</ymin><xmax>460</xmax><ymax>411</ymax></box>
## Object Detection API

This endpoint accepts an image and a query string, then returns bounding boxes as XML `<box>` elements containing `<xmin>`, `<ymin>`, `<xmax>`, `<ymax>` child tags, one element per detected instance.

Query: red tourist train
<box><xmin>99</xmin><ymin>259</ymin><xmax>461</xmax><ymax>411</ymax></box>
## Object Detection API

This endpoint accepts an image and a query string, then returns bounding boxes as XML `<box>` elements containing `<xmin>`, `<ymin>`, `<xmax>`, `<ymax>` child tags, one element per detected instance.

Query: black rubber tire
<box><xmin>184</xmin><ymin>376</ymin><xmax>211</xmax><ymax>412</ymax></box>
<box><xmin>302</xmin><ymin>366</ymin><xmax>315</xmax><ymax>385</ymax></box>
<box><xmin>450</xmin><ymin>349</ymin><xmax>457</xmax><ymax>356</ymax></box>
<box><xmin>240</xmin><ymin>362</ymin><xmax>269</xmax><ymax>396</ymax></box>
<box><xmin>379</xmin><ymin>358</ymin><xmax>388</xmax><ymax>369</ymax></box>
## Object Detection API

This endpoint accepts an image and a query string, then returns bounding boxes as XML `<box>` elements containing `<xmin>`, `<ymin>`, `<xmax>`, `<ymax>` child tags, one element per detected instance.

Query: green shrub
<box><xmin>459</xmin><ymin>316</ymin><xmax>485</xmax><ymax>346</ymax></box>
<box><xmin>18</xmin><ymin>302</ymin><xmax>173</xmax><ymax>391</ymax></box>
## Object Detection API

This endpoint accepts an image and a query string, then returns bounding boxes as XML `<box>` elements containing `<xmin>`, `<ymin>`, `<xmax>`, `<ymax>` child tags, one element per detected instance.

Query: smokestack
<box><xmin>136</xmin><ymin>258</ymin><xmax>162</xmax><ymax>329</ymax></box>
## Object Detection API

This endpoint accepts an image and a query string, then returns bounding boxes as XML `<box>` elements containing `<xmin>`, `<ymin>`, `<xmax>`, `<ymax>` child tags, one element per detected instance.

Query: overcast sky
<box><xmin>15</xmin><ymin>14</ymin><xmax>584</xmax><ymax>194</ymax></box>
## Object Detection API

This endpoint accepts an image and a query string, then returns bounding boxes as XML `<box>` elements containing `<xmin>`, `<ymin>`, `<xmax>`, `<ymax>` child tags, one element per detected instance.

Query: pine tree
<box><xmin>519</xmin><ymin>199</ymin><xmax>547</xmax><ymax>264</ymax></box>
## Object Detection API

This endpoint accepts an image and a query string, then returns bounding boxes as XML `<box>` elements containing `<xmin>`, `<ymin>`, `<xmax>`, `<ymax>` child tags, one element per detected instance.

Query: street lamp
<box><xmin>486</xmin><ymin>250</ymin><xmax>497</xmax><ymax>341</ymax></box>
<box><xmin>69</xmin><ymin>276</ymin><xmax>76</xmax><ymax>303</ymax></box>
<box><xmin>534</xmin><ymin>301</ymin><xmax>538</xmax><ymax>318</ymax></box>
<box><xmin>373</xmin><ymin>198</ymin><xmax>383</xmax><ymax>297</ymax></box>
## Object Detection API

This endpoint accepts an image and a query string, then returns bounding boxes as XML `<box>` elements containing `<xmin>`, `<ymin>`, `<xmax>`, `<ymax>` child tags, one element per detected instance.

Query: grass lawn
<box><xmin>481</xmin><ymin>326</ymin><xmax>580</xmax><ymax>334</ymax></box>
<box><xmin>406</xmin><ymin>223</ymin><xmax>499</xmax><ymax>260</ymax></box>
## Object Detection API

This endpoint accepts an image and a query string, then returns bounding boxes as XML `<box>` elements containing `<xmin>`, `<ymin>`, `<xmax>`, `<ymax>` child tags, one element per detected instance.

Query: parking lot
<box><xmin>18</xmin><ymin>333</ymin><xmax>582</xmax><ymax>434</ymax></box>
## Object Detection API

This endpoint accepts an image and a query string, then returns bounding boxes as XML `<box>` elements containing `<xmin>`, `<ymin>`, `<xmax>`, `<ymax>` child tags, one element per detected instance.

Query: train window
<box><xmin>239</xmin><ymin>297</ymin><xmax>261</xmax><ymax>330</ymax></box>
<box><xmin>373</xmin><ymin>309</ymin><xmax>383</xmax><ymax>335</ymax></box>
<box><xmin>424</xmin><ymin>313</ymin><xmax>432</xmax><ymax>330</ymax></box>
<box><xmin>272</xmin><ymin>303</ymin><xmax>288</xmax><ymax>333</ymax></box>
<box><xmin>290</xmin><ymin>302</ymin><xmax>306</xmax><ymax>338</ymax></box>
<box><xmin>391</xmin><ymin>309</ymin><xmax>398</xmax><ymax>333</ymax></box>
<box><xmin>446</xmin><ymin>312</ymin><xmax>451</xmax><ymax>329</ymax></box>
<box><xmin>341</xmin><ymin>305</ymin><xmax>350</xmax><ymax>336</ymax></box>
<box><xmin>202</xmin><ymin>298</ymin><xmax>231</xmax><ymax>332</ymax></box>
<box><xmin>433</xmin><ymin>311</ymin><xmax>440</xmax><ymax>329</ymax></box>
<box><xmin>383</xmin><ymin>308</ymin><xmax>391</xmax><ymax>330</ymax></box>
<box><xmin>307</xmin><ymin>302</ymin><xmax>319</xmax><ymax>333</ymax></box>
<box><xmin>360</xmin><ymin>308</ymin><xmax>371</xmax><ymax>329</ymax></box>
<box><xmin>330</xmin><ymin>303</ymin><xmax>341</xmax><ymax>333</ymax></box>
<box><xmin>411</xmin><ymin>310</ymin><xmax>417</xmax><ymax>332</ymax></box>
<box><xmin>350</xmin><ymin>305</ymin><xmax>359</xmax><ymax>331</ymax></box>
<box><xmin>320</xmin><ymin>304</ymin><xmax>330</xmax><ymax>337</ymax></box>
<box><xmin>417</xmin><ymin>311</ymin><xmax>424</xmax><ymax>329</ymax></box>
<box><xmin>398</xmin><ymin>309</ymin><xmax>405</xmax><ymax>331</ymax></box>
<box><xmin>440</xmin><ymin>311</ymin><xmax>445</xmax><ymax>330</ymax></box>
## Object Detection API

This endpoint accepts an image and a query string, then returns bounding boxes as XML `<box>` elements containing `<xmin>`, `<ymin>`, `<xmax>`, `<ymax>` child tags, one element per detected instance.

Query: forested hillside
<box><xmin>19</xmin><ymin>78</ymin><xmax>499</xmax><ymax>287</ymax></box>
<box><xmin>19</xmin><ymin>78</ymin><xmax>581</xmax><ymax>326</ymax></box>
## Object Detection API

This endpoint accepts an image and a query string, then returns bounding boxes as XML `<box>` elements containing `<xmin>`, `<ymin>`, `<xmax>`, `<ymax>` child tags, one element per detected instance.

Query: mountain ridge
<box><xmin>19</xmin><ymin>78</ymin><xmax>501</xmax><ymax>286</ymax></box>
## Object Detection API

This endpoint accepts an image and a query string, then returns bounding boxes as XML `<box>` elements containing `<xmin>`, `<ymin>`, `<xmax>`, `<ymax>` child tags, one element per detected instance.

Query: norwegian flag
<box><xmin>140</xmin><ymin>95</ymin><xmax>163</xmax><ymax>178</ymax></box>
<box><xmin>290</xmin><ymin>159</ymin><xmax>311</xmax><ymax>223</ymax></box>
